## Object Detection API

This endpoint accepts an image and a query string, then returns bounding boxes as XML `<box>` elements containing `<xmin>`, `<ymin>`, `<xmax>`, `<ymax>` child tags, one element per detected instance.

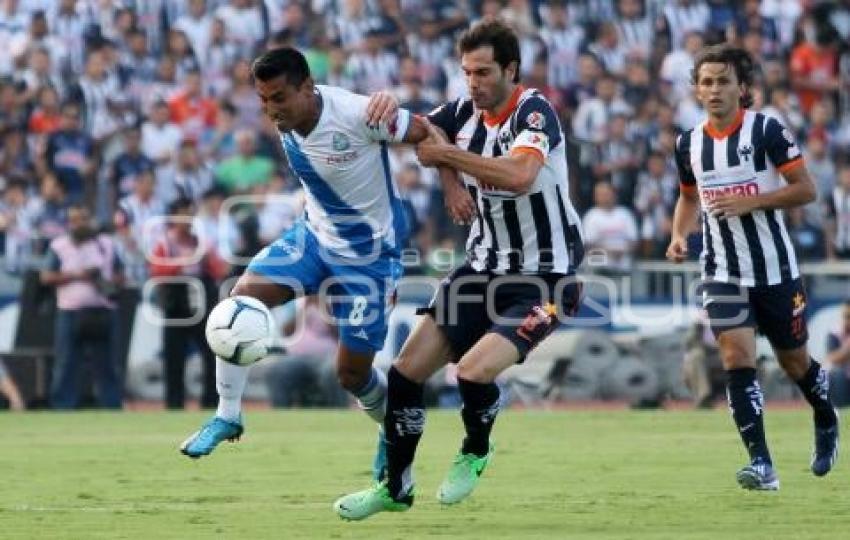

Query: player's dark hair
<box><xmin>251</xmin><ymin>47</ymin><xmax>311</xmax><ymax>87</ymax></box>
<box><xmin>691</xmin><ymin>44</ymin><xmax>756</xmax><ymax>108</ymax></box>
<box><xmin>458</xmin><ymin>20</ymin><xmax>521</xmax><ymax>83</ymax></box>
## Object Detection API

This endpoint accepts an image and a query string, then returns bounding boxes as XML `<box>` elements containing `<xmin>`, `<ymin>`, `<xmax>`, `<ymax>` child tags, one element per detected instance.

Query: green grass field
<box><xmin>0</xmin><ymin>409</ymin><xmax>845</xmax><ymax>539</ymax></box>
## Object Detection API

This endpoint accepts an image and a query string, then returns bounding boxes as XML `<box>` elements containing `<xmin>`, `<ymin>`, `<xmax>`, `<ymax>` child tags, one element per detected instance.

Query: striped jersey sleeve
<box><xmin>763</xmin><ymin>116</ymin><xmax>803</xmax><ymax>173</ymax></box>
<box><xmin>510</xmin><ymin>96</ymin><xmax>562</xmax><ymax>160</ymax></box>
<box><xmin>674</xmin><ymin>131</ymin><xmax>696</xmax><ymax>191</ymax></box>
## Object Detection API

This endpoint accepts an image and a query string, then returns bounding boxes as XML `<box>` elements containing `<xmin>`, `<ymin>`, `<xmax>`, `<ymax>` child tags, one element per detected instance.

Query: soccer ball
<box><xmin>206</xmin><ymin>296</ymin><xmax>275</xmax><ymax>366</ymax></box>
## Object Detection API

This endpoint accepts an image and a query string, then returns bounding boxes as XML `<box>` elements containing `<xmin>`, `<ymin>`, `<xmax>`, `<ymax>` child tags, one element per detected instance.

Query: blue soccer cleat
<box><xmin>372</xmin><ymin>429</ymin><xmax>387</xmax><ymax>481</ymax></box>
<box><xmin>811</xmin><ymin>412</ymin><xmax>839</xmax><ymax>477</ymax></box>
<box><xmin>736</xmin><ymin>459</ymin><xmax>779</xmax><ymax>491</ymax></box>
<box><xmin>180</xmin><ymin>416</ymin><xmax>244</xmax><ymax>459</ymax></box>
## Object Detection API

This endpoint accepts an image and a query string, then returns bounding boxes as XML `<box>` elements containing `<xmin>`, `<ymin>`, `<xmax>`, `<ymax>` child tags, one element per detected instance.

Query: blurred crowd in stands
<box><xmin>1</xmin><ymin>0</ymin><xmax>850</xmax><ymax>285</ymax></box>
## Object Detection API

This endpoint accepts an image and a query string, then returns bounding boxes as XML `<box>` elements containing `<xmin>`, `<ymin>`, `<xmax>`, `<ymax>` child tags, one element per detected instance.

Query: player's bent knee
<box><xmin>719</xmin><ymin>348</ymin><xmax>754</xmax><ymax>370</ymax></box>
<box><xmin>230</xmin><ymin>273</ymin><xmax>295</xmax><ymax>308</ymax></box>
<box><xmin>336</xmin><ymin>365</ymin><xmax>370</xmax><ymax>393</ymax></box>
<box><xmin>456</xmin><ymin>362</ymin><xmax>497</xmax><ymax>384</ymax></box>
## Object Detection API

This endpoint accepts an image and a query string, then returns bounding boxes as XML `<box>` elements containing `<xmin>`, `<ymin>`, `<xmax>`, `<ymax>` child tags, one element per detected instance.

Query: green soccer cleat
<box><xmin>333</xmin><ymin>482</ymin><xmax>413</xmax><ymax>521</ymax></box>
<box><xmin>436</xmin><ymin>444</ymin><xmax>494</xmax><ymax>505</ymax></box>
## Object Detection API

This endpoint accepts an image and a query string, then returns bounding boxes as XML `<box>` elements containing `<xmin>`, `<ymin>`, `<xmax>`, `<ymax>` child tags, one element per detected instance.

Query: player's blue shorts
<box><xmin>247</xmin><ymin>221</ymin><xmax>402</xmax><ymax>354</ymax></box>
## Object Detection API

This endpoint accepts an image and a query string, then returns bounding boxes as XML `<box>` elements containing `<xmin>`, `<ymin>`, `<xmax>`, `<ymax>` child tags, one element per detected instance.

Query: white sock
<box><xmin>355</xmin><ymin>367</ymin><xmax>387</xmax><ymax>424</ymax></box>
<box><xmin>215</xmin><ymin>357</ymin><xmax>248</xmax><ymax>421</ymax></box>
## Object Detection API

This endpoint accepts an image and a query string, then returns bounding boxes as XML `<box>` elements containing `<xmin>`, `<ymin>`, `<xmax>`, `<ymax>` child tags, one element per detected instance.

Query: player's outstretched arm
<box><xmin>666</xmin><ymin>187</ymin><xmax>700</xmax><ymax>263</ymax></box>
<box><xmin>417</xmin><ymin>137</ymin><xmax>542</xmax><ymax>193</ymax></box>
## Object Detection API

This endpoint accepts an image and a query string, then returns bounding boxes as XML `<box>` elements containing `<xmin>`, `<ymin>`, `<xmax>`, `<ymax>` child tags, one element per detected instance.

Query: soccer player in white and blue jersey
<box><xmin>667</xmin><ymin>44</ymin><xmax>838</xmax><ymax>490</ymax></box>
<box><xmin>180</xmin><ymin>48</ymin><xmax>434</xmax><ymax>472</ymax></box>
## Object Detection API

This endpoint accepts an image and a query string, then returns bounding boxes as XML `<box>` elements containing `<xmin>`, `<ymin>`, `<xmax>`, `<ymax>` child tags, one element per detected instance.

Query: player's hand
<box><xmin>416</xmin><ymin>122</ymin><xmax>450</xmax><ymax>166</ymax></box>
<box><xmin>365</xmin><ymin>91</ymin><xmax>399</xmax><ymax>127</ymax></box>
<box><xmin>706</xmin><ymin>195</ymin><xmax>757</xmax><ymax>219</ymax></box>
<box><xmin>443</xmin><ymin>177</ymin><xmax>476</xmax><ymax>225</ymax></box>
<box><xmin>666</xmin><ymin>236</ymin><xmax>688</xmax><ymax>263</ymax></box>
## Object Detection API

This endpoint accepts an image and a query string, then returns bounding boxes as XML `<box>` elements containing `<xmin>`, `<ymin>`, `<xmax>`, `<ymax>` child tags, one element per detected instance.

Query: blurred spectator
<box><xmin>202</xmin><ymin>100</ymin><xmax>238</xmax><ymax>160</ymax></box>
<box><xmin>593</xmin><ymin>114</ymin><xmax>642</xmax><ymax>206</ymax></box>
<box><xmin>39</xmin><ymin>102</ymin><xmax>95</xmax><ymax>204</ymax></box>
<box><xmin>614</xmin><ymin>0</ymin><xmax>653</xmax><ymax>62</ymax></box>
<box><xmin>0</xmin><ymin>357</ymin><xmax>24</xmax><ymax>410</ymax></box>
<box><xmin>122</xmin><ymin>28</ymin><xmax>158</xmax><ymax>86</ymax></box>
<box><xmin>1</xmin><ymin>126</ymin><xmax>34</xmax><ymax>180</ymax></box>
<box><xmin>659</xmin><ymin>31</ymin><xmax>704</xmax><ymax>103</ymax></box>
<box><xmin>0</xmin><ymin>0</ymin><xmax>31</xmax><ymax>76</ymax></box>
<box><xmin>660</xmin><ymin>0</ymin><xmax>710</xmax><ymax>51</ymax></box>
<box><xmin>0</xmin><ymin>177</ymin><xmax>29</xmax><ymax>270</ymax></box>
<box><xmin>41</xmin><ymin>203</ymin><xmax>124</xmax><ymax>410</ymax></box>
<box><xmin>149</xmin><ymin>197</ymin><xmax>229</xmax><ymax>410</ymax></box>
<box><xmin>582</xmin><ymin>181</ymin><xmax>638</xmax><ymax>274</ymax></box>
<box><xmin>24</xmin><ymin>173</ymin><xmax>69</xmax><ymax>251</ymax></box>
<box><xmin>27</xmin><ymin>86</ymin><xmax>63</xmax><ymax>139</ymax></box>
<box><xmin>113</xmin><ymin>168</ymin><xmax>164</xmax><ymax>284</ymax></box>
<box><xmin>48</xmin><ymin>0</ymin><xmax>90</xmax><ymax>75</ymax></box>
<box><xmin>347</xmin><ymin>28</ymin><xmax>399</xmax><ymax>95</ymax></box>
<box><xmin>682</xmin><ymin>312</ymin><xmax>723</xmax><ymax>408</ymax></box>
<box><xmin>825</xmin><ymin>164</ymin><xmax>850</xmax><ymax>260</ymax></box>
<box><xmin>229</xmin><ymin>58</ymin><xmax>263</xmax><ymax>130</ymax></box>
<box><xmin>194</xmin><ymin>185</ymin><xmax>239</xmax><ymax>259</ymax></box>
<box><xmin>787</xmin><ymin>206</ymin><xmax>825</xmax><ymax>262</ymax></box>
<box><xmin>159</xmin><ymin>139</ymin><xmax>214</xmax><ymax>204</ymax></box>
<box><xmin>573</xmin><ymin>73</ymin><xmax>632</xmax><ymax>146</ymax></box>
<box><xmin>802</xmin><ymin>134</ymin><xmax>835</xmax><ymax>224</ymax></box>
<box><xmin>173</xmin><ymin>0</ymin><xmax>213</xmax><ymax>64</ymax></box>
<box><xmin>141</xmin><ymin>100</ymin><xmax>183</xmax><ymax>167</ymax></box>
<box><xmin>216</xmin><ymin>0</ymin><xmax>266</xmax><ymax>58</ymax></box>
<box><xmin>19</xmin><ymin>46</ymin><xmax>64</xmax><ymax>101</ymax></box>
<box><xmin>826</xmin><ymin>300</ymin><xmax>850</xmax><ymax>408</ymax></box>
<box><xmin>111</xmin><ymin>124</ymin><xmax>155</xmax><ymax>204</ymax></box>
<box><xmin>168</xmin><ymin>68</ymin><xmax>218</xmax><ymax>142</ymax></box>
<box><xmin>539</xmin><ymin>0</ymin><xmax>585</xmax><ymax>90</ymax></box>
<box><xmin>634</xmin><ymin>152</ymin><xmax>676</xmax><ymax>258</ymax></box>
<box><xmin>165</xmin><ymin>28</ymin><xmax>201</xmax><ymax>81</ymax></box>
<box><xmin>588</xmin><ymin>22</ymin><xmax>626</xmax><ymax>78</ymax></box>
<box><xmin>761</xmin><ymin>85</ymin><xmax>805</xmax><ymax>134</ymax></box>
<box><xmin>214</xmin><ymin>129</ymin><xmax>274</xmax><ymax>193</ymax></box>
<box><xmin>732</xmin><ymin>0</ymin><xmax>780</xmax><ymax>59</ymax></box>
<box><xmin>199</xmin><ymin>17</ymin><xmax>239</xmax><ymax>98</ymax></box>
<box><xmin>407</xmin><ymin>14</ymin><xmax>451</xmax><ymax>93</ymax></box>
<box><xmin>790</xmin><ymin>21</ymin><xmax>839</xmax><ymax>116</ymax></box>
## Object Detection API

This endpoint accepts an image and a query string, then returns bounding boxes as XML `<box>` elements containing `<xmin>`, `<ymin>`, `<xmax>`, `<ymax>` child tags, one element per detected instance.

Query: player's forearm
<box><xmin>671</xmin><ymin>194</ymin><xmax>700</xmax><ymax>239</ymax></box>
<box><xmin>436</xmin><ymin>146</ymin><xmax>536</xmax><ymax>192</ymax></box>
<box><xmin>403</xmin><ymin>115</ymin><xmax>431</xmax><ymax>144</ymax></box>
<box><xmin>751</xmin><ymin>181</ymin><xmax>816</xmax><ymax>211</ymax></box>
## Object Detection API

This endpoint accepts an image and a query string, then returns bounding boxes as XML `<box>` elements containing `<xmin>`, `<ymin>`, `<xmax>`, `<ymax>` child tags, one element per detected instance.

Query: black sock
<box><xmin>796</xmin><ymin>359</ymin><xmax>837</xmax><ymax>429</ymax></box>
<box><xmin>384</xmin><ymin>366</ymin><xmax>425</xmax><ymax>500</ymax></box>
<box><xmin>458</xmin><ymin>377</ymin><xmax>500</xmax><ymax>457</ymax></box>
<box><xmin>726</xmin><ymin>368</ymin><xmax>772</xmax><ymax>465</ymax></box>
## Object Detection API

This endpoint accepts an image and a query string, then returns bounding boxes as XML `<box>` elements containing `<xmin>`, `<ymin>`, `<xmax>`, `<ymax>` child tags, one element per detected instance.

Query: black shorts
<box><xmin>701</xmin><ymin>277</ymin><xmax>809</xmax><ymax>350</ymax></box>
<box><xmin>417</xmin><ymin>264</ymin><xmax>583</xmax><ymax>362</ymax></box>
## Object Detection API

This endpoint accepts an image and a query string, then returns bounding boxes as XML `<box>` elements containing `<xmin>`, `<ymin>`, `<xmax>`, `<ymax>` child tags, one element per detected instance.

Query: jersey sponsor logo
<box><xmin>332</xmin><ymin>132</ymin><xmax>351</xmax><ymax>151</ymax></box>
<box><xmin>701</xmin><ymin>181</ymin><xmax>760</xmax><ymax>200</ymax></box>
<box><xmin>526</xmin><ymin>111</ymin><xmax>546</xmax><ymax>130</ymax></box>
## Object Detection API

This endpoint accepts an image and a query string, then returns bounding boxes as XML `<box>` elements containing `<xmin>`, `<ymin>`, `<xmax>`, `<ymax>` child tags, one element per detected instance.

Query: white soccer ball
<box><xmin>206</xmin><ymin>296</ymin><xmax>275</xmax><ymax>366</ymax></box>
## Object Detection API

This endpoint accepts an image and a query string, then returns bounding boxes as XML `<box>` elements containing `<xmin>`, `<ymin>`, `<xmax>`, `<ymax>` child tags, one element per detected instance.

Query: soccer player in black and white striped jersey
<box><xmin>335</xmin><ymin>20</ymin><xmax>585</xmax><ymax>520</ymax></box>
<box><xmin>667</xmin><ymin>44</ymin><xmax>838</xmax><ymax>491</ymax></box>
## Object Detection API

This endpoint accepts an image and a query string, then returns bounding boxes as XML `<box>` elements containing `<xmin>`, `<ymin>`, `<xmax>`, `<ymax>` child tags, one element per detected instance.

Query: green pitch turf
<box><xmin>0</xmin><ymin>409</ymin><xmax>845</xmax><ymax>539</ymax></box>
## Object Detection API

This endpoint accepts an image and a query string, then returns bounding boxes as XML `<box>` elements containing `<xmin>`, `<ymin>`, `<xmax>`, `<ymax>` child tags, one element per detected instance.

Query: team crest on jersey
<box><xmin>738</xmin><ymin>145</ymin><xmax>753</xmax><ymax>161</ymax></box>
<box><xmin>526</xmin><ymin>111</ymin><xmax>546</xmax><ymax>130</ymax></box>
<box><xmin>498</xmin><ymin>130</ymin><xmax>513</xmax><ymax>149</ymax></box>
<box><xmin>332</xmin><ymin>132</ymin><xmax>350</xmax><ymax>151</ymax></box>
